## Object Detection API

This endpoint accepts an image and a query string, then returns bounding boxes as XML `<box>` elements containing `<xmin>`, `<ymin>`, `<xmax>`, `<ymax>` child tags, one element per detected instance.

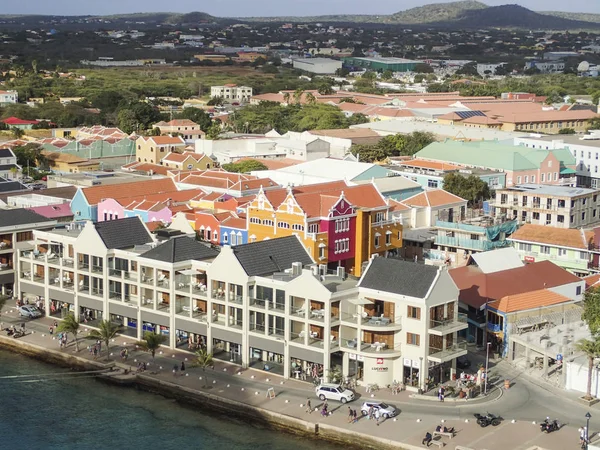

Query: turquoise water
<box><xmin>0</xmin><ymin>349</ymin><xmax>339</xmax><ymax>450</ymax></box>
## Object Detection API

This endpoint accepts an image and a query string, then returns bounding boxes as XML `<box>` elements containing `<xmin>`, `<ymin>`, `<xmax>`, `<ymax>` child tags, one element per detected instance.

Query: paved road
<box><xmin>2</xmin><ymin>308</ymin><xmax>600</xmax><ymax>449</ymax></box>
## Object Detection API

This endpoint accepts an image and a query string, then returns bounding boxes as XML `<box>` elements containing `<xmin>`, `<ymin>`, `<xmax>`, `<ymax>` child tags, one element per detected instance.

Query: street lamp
<box><xmin>420</xmin><ymin>356</ymin><xmax>424</xmax><ymax>393</ymax></box>
<box><xmin>484</xmin><ymin>342</ymin><xmax>491</xmax><ymax>395</ymax></box>
<box><xmin>586</xmin><ymin>412</ymin><xmax>592</xmax><ymax>450</ymax></box>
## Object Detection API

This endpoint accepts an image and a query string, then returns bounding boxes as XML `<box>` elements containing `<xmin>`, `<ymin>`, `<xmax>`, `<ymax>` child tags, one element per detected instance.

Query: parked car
<box><xmin>315</xmin><ymin>383</ymin><xmax>355</xmax><ymax>403</ymax></box>
<box><xmin>457</xmin><ymin>356</ymin><xmax>471</xmax><ymax>369</ymax></box>
<box><xmin>360</xmin><ymin>401</ymin><xmax>399</xmax><ymax>418</ymax></box>
<box><xmin>18</xmin><ymin>305</ymin><xmax>43</xmax><ymax>318</ymax></box>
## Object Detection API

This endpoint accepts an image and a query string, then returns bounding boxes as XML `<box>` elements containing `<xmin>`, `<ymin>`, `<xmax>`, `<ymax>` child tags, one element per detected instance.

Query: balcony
<box><xmin>342</xmin><ymin>338</ymin><xmax>402</xmax><ymax>355</ymax></box>
<box><xmin>0</xmin><ymin>241</ymin><xmax>12</xmax><ymax>251</ymax></box>
<box><xmin>428</xmin><ymin>314</ymin><xmax>468</xmax><ymax>336</ymax></box>
<box><xmin>249</xmin><ymin>297</ymin><xmax>267</xmax><ymax>309</ymax></box>
<box><xmin>91</xmin><ymin>265</ymin><xmax>103</xmax><ymax>274</ymax></box>
<box><xmin>487</xmin><ymin>322</ymin><xmax>502</xmax><ymax>333</ymax></box>
<box><xmin>229</xmin><ymin>294</ymin><xmax>243</xmax><ymax>305</ymax></box>
<box><xmin>78</xmin><ymin>262</ymin><xmax>89</xmax><ymax>271</ymax></box>
<box><xmin>467</xmin><ymin>311</ymin><xmax>486</xmax><ymax>328</ymax></box>
<box><xmin>250</xmin><ymin>324</ymin><xmax>266</xmax><ymax>334</ymax></box>
<box><xmin>109</xmin><ymin>291</ymin><xmax>122</xmax><ymax>300</ymax></box>
<box><xmin>91</xmin><ymin>287</ymin><xmax>103</xmax><ymax>297</ymax></box>
<box><xmin>269</xmin><ymin>327</ymin><xmax>285</xmax><ymax>338</ymax></box>
<box><xmin>61</xmin><ymin>258</ymin><xmax>74</xmax><ymax>268</ymax></box>
<box><xmin>362</xmin><ymin>314</ymin><xmax>402</xmax><ymax>330</ymax></box>
<box><xmin>428</xmin><ymin>340</ymin><xmax>468</xmax><ymax>363</ymax></box>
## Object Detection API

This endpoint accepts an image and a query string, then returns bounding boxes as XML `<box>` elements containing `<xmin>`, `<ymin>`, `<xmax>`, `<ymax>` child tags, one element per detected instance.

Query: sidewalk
<box><xmin>0</xmin><ymin>310</ymin><xmax>585</xmax><ymax>450</ymax></box>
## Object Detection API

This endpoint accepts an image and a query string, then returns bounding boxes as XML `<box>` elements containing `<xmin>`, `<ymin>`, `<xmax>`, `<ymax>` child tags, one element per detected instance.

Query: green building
<box><xmin>342</xmin><ymin>57</ymin><xmax>419</xmax><ymax>72</ymax></box>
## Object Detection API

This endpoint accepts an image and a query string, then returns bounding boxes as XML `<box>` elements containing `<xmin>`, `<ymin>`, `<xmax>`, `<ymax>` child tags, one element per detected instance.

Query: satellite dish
<box><xmin>578</xmin><ymin>61</ymin><xmax>590</xmax><ymax>72</ymax></box>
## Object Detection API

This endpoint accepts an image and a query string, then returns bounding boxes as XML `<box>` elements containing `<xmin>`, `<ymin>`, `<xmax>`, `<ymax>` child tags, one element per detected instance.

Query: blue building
<box><xmin>220</xmin><ymin>216</ymin><xmax>248</xmax><ymax>246</ymax></box>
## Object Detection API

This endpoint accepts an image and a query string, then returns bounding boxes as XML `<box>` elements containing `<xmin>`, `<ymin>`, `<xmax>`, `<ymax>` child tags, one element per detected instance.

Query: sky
<box><xmin>3</xmin><ymin>0</ymin><xmax>600</xmax><ymax>17</ymax></box>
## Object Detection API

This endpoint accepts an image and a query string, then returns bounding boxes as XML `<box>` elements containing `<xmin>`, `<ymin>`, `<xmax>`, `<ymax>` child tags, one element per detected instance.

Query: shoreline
<box><xmin>0</xmin><ymin>335</ymin><xmax>408</xmax><ymax>450</ymax></box>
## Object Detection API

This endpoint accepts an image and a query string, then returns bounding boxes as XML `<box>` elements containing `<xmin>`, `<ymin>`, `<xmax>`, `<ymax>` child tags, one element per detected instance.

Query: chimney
<box><xmin>291</xmin><ymin>262</ymin><xmax>302</xmax><ymax>276</ymax></box>
<box><xmin>336</xmin><ymin>266</ymin><xmax>346</xmax><ymax>279</ymax></box>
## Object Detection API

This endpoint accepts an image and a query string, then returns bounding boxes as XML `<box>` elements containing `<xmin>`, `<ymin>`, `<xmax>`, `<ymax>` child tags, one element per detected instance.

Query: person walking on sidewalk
<box><xmin>438</xmin><ymin>386</ymin><xmax>445</xmax><ymax>402</ymax></box>
<box><xmin>306</xmin><ymin>399</ymin><xmax>312</xmax><ymax>414</ymax></box>
<box><xmin>172</xmin><ymin>364</ymin><xmax>179</xmax><ymax>377</ymax></box>
<box><xmin>347</xmin><ymin>407</ymin><xmax>353</xmax><ymax>423</ymax></box>
<box><xmin>352</xmin><ymin>409</ymin><xmax>358</xmax><ymax>424</ymax></box>
<box><xmin>180</xmin><ymin>361</ymin><xmax>185</xmax><ymax>374</ymax></box>
<box><xmin>375</xmin><ymin>408</ymin><xmax>381</xmax><ymax>426</ymax></box>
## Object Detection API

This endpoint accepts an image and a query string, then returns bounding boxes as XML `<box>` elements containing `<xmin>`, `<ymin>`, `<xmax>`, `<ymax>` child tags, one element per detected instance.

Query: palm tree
<box><xmin>136</xmin><ymin>332</ymin><xmax>167</xmax><ymax>360</ymax></box>
<box><xmin>87</xmin><ymin>320</ymin><xmax>121</xmax><ymax>361</ymax></box>
<box><xmin>293</xmin><ymin>88</ymin><xmax>304</xmax><ymax>105</ymax></box>
<box><xmin>282</xmin><ymin>92</ymin><xmax>291</xmax><ymax>105</ymax></box>
<box><xmin>193</xmin><ymin>348</ymin><xmax>214</xmax><ymax>388</ymax></box>
<box><xmin>305</xmin><ymin>92</ymin><xmax>317</xmax><ymax>105</ymax></box>
<box><xmin>57</xmin><ymin>313</ymin><xmax>81</xmax><ymax>352</ymax></box>
<box><xmin>0</xmin><ymin>295</ymin><xmax>8</xmax><ymax>323</ymax></box>
<box><xmin>576</xmin><ymin>337</ymin><xmax>600</xmax><ymax>400</ymax></box>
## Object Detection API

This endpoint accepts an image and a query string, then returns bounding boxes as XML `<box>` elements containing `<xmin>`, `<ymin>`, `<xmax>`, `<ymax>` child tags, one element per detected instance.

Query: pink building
<box><xmin>320</xmin><ymin>196</ymin><xmax>357</xmax><ymax>264</ymax></box>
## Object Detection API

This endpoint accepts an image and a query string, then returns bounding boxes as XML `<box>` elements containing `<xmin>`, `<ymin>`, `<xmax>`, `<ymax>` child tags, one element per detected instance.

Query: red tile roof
<box><xmin>488</xmin><ymin>289</ymin><xmax>571</xmax><ymax>313</ymax></box>
<box><xmin>402</xmin><ymin>189</ymin><xmax>466</xmax><ymax>208</ymax></box>
<box><xmin>82</xmin><ymin>178</ymin><xmax>177</xmax><ymax>205</ymax></box>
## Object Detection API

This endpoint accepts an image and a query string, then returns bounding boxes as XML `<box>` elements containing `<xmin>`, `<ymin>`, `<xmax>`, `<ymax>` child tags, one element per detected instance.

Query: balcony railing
<box><xmin>61</xmin><ymin>258</ymin><xmax>74</xmax><ymax>268</ymax></box>
<box><xmin>487</xmin><ymin>322</ymin><xmax>502</xmax><ymax>333</ymax></box>
<box><xmin>269</xmin><ymin>327</ymin><xmax>285</xmax><ymax>338</ymax></box>
<box><xmin>428</xmin><ymin>340</ymin><xmax>468</xmax><ymax>360</ymax></box>
<box><xmin>272</xmin><ymin>302</ymin><xmax>286</xmax><ymax>312</ymax></box>
<box><xmin>429</xmin><ymin>314</ymin><xmax>468</xmax><ymax>334</ymax></box>
<box><xmin>249</xmin><ymin>297</ymin><xmax>267</xmax><ymax>309</ymax></box>
<box><xmin>91</xmin><ymin>288</ymin><xmax>103</xmax><ymax>297</ymax></box>
<box><xmin>109</xmin><ymin>291</ymin><xmax>122</xmax><ymax>300</ymax></box>
<box><xmin>250</xmin><ymin>324</ymin><xmax>266</xmax><ymax>333</ymax></box>
<box><xmin>229</xmin><ymin>294</ymin><xmax>243</xmax><ymax>305</ymax></box>
<box><xmin>78</xmin><ymin>262</ymin><xmax>89</xmax><ymax>271</ymax></box>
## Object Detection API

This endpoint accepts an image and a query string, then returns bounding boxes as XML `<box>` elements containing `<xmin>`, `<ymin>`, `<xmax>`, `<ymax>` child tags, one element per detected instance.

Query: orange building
<box><xmin>246</xmin><ymin>181</ymin><xmax>402</xmax><ymax>276</ymax></box>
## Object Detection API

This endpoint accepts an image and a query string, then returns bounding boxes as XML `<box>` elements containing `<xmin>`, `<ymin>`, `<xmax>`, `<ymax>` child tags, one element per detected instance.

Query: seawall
<box><xmin>0</xmin><ymin>335</ymin><xmax>408</xmax><ymax>450</ymax></box>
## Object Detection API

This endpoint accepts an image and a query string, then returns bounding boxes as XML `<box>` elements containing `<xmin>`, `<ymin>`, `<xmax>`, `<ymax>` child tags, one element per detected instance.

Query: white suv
<box><xmin>315</xmin><ymin>383</ymin><xmax>355</xmax><ymax>403</ymax></box>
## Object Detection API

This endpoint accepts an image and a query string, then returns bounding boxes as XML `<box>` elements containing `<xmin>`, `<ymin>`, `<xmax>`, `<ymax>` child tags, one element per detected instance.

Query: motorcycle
<box><xmin>540</xmin><ymin>419</ymin><xmax>560</xmax><ymax>433</ymax></box>
<box><xmin>474</xmin><ymin>412</ymin><xmax>502</xmax><ymax>427</ymax></box>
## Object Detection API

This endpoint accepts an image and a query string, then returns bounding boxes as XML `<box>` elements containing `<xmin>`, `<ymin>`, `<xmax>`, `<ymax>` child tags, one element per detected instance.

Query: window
<box><xmin>335</xmin><ymin>218</ymin><xmax>350</xmax><ymax>233</ymax></box>
<box><xmin>577</xmin><ymin>286</ymin><xmax>582</xmax><ymax>296</ymax></box>
<box><xmin>213</xmin><ymin>231</ymin><xmax>218</xmax><ymax>240</ymax></box>
<box><xmin>223</xmin><ymin>234</ymin><xmax>228</xmax><ymax>243</ymax></box>
<box><xmin>524</xmin><ymin>176</ymin><xmax>529</xmax><ymax>183</ymax></box>
<box><xmin>308</xmin><ymin>223</ymin><xmax>318</xmax><ymax>233</ymax></box>
<box><xmin>318</xmin><ymin>246</ymin><xmax>325</xmax><ymax>260</ymax></box>
<box><xmin>292</xmin><ymin>224</ymin><xmax>304</xmax><ymax>231</ymax></box>
<box><xmin>277</xmin><ymin>222</ymin><xmax>290</xmax><ymax>229</ymax></box>
<box><xmin>558</xmin><ymin>248</ymin><xmax>567</xmax><ymax>256</ymax></box>
<box><xmin>407</xmin><ymin>306</ymin><xmax>421</xmax><ymax>320</ymax></box>
<box><xmin>374</xmin><ymin>235</ymin><xmax>380</xmax><ymax>248</ymax></box>
<box><xmin>533</xmin><ymin>212</ymin><xmax>540</xmax><ymax>220</ymax></box>
<box><xmin>541</xmin><ymin>173</ymin><xmax>545</xmax><ymax>182</ymax></box>
<box><xmin>262</xmin><ymin>219</ymin><xmax>274</xmax><ymax>226</ymax></box>
<box><xmin>582</xmin><ymin>212</ymin><xmax>586</xmax><ymax>221</ymax></box>
<box><xmin>594</xmin><ymin>209</ymin><xmax>597</xmax><ymax>218</ymax></box>
<box><xmin>554</xmin><ymin>173</ymin><xmax>558</xmax><ymax>181</ymax></box>
<box><xmin>428</xmin><ymin>179</ymin><xmax>439</xmax><ymax>188</ymax></box>
<box><xmin>385</xmin><ymin>233</ymin><xmax>391</xmax><ymax>246</ymax></box>
<box><xmin>580</xmin><ymin>251</ymin><xmax>588</xmax><ymax>260</ymax></box>
<box><xmin>540</xmin><ymin>245</ymin><xmax>550</xmax><ymax>254</ymax></box>
<box><xmin>548</xmin><ymin>160</ymin><xmax>553</xmax><ymax>168</ymax></box>
<box><xmin>250</xmin><ymin>217</ymin><xmax>260</xmax><ymax>224</ymax></box>
<box><xmin>519</xmin><ymin>243</ymin><xmax>532</xmax><ymax>252</ymax></box>
<box><xmin>375</xmin><ymin>212</ymin><xmax>385</xmax><ymax>223</ymax></box>
<box><xmin>406</xmin><ymin>332</ymin><xmax>420</xmax><ymax>346</ymax></box>
<box><xmin>531</xmin><ymin>175</ymin><xmax>535</xmax><ymax>183</ymax></box>
<box><xmin>17</xmin><ymin>231</ymin><xmax>33</xmax><ymax>242</ymax></box>
<box><xmin>517</xmin><ymin>176</ymin><xmax>522</xmax><ymax>184</ymax></box>
<box><xmin>470</xmin><ymin>234</ymin><xmax>480</xmax><ymax>241</ymax></box>
<box><xmin>570</xmin><ymin>215</ymin><xmax>574</xmax><ymax>223</ymax></box>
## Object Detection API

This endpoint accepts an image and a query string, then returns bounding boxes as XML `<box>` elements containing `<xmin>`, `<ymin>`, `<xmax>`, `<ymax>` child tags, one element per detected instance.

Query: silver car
<box><xmin>315</xmin><ymin>383</ymin><xmax>355</xmax><ymax>403</ymax></box>
<box><xmin>361</xmin><ymin>401</ymin><xmax>399</xmax><ymax>418</ymax></box>
<box><xmin>18</xmin><ymin>305</ymin><xmax>42</xmax><ymax>318</ymax></box>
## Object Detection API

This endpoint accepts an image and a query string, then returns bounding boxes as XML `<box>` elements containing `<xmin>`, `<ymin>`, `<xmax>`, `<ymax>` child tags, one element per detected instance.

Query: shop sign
<box><xmin>524</xmin><ymin>256</ymin><xmax>535</xmax><ymax>263</ymax></box>
<box><xmin>376</xmin><ymin>358</ymin><xmax>384</xmax><ymax>365</ymax></box>
<box><xmin>371</xmin><ymin>367</ymin><xmax>389</xmax><ymax>372</ymax></box>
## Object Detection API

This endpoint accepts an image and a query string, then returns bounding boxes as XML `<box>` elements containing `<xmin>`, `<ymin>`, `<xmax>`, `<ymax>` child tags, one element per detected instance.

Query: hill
<box><xmin>448</xmin><ymin>4</ymin><xmax>600</xmax><ymax>30</ymax></box>
<box><xmin>387</xmin><ymin>0</ymin><xmax>487</xmax><ymax>24</ymax></box>
<box><xmin>540</xmin><ymin>11</ymin><xmax>600</xmax><ymax>25</ymax></box>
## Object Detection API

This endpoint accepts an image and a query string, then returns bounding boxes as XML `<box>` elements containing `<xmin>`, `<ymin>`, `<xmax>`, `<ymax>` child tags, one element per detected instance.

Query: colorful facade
<box><xmin>246</xmin><ymin>181</ymin><xmax>403</xmax><ymax>276</ymax></box>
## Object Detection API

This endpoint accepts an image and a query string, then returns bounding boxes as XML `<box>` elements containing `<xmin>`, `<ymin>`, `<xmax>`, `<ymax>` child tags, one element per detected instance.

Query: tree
<box><xmin>335</xmin><ymin>67</ymin><xmax>350</xmax><ymax>77</ymax></box>
<box><xmin>305</xmin><ymin>92</ymin><xmax>317</xmax><ymax>105</ymax></box>
<box><xmin>588</xmin><ymin>117</ymin><xmax>600</xmax><ymax>131</ymax></box>
<box><xmin>381</xmin><ymin>69</ymin><xmax>394</xmax><ymax>81</ymax></box>
<box><xmin>136</xmin><ymin>332</ymin><xmax>167</xmax><ymax>360</ymax></box>
<box><xmin>317</xmin><ymin>84</ymin><xmax>334</xmax><ymax>95</ymax></box>
<box><xmin>193</xmin><ymin>348</ymin><xmax>214</xmax><ymax>388</ymax></box>
<box><xmin>558</xmin><ymin>128</ymin><xmax>576</xmax><ymax>135</ymax></box>
<box><xmin>117</xmin><ymin>109</ymin><xmax>138</xmax><ymax>134</ymax></box>
<box><xmin>11</xmin><ymin>127</ymin><xmax>24</xmax><ymax>139</ymax></box>
<box><xmin>0</xmin><ymin>295</ymin><xmax>8</xmax><ymax>322</ymax></box>
<box><xmin>414</xmin><ymin>63</ymin><xmax>434</xmax><ymax>74</ymax></box>
<box><xmin>456</xmin><ymin>62</ymin><xmax>479</xmax><ymax>77</ymax></box>
<box><xmin>56</xmin><ymin>313</ymin><xmax>81</xmax><ymax>352</ymax></box>
<box><xmin>12</xmin><ymin>143</ymin><xmax>45</xmax><ymax>168</ymax></box>
<box><xmin>293</xmin><ymin>88</ymin><xmax>304</xmax><ymax>105</ymax></box>
<box><xmin>283</xmin><ymin>92</ymin><xmax>291</xmax><ymax>104</ymax></box>
<box><xmin>442</xmin><ymin>173</ymin><xmax>491</xmax><ymax>206</ymax></box>
<box><xmin>222</xmin><ymin>159</ymin><xmax>268</xmax><ymax>173</ymax></box>
<box><xmin>576</xmin><ymin>337</ymin><xmax>600</xmax><ymax>400</ymax></box>
<box><xmin>86</xmin><ymin>320</ymin><xmax>121</xmax><ymax>361</ymax></box>
<box><xmin>176</xmin><ymin>107</ymin><xmax>212</xmax><ymax>132</ymax></box>
<box><xmin>207</xmin><ymin>97</ymin><xmax>224</xmax><ymax>106</ymax></box>
<box><xmin>582</xmin><ymin>288</ymin><xmax>600</xmax><ymax>336</ymax></box>
<box><xmin>414</xmin><ymin>74</ymin><xmax>426</xmax><ymax>84</ymax></box>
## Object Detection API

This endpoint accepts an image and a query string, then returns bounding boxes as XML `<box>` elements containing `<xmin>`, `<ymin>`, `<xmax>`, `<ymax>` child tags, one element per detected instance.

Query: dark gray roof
<box><xmin>141</xmin><ymin>236</ymin><xmax>219</xmax><ymax>263</ymax></box>
<box><xmin>358</xmin><ymin>257</ymin><xmax>439</xmax><ymax>298</ymax></box>
<box><xmin>0</xmin><ymin>164</ymin><xmax>19</xmax><ymax>171</ymax></box>
<box><xmin>95</xmin><ymin>217</ymin><xmax>152</xmax><ymax>249</ymax></box>
<box><xmin>0</xmin><ymin>208</ymin><xmax>55</xmax><ymax>228</ymax></box>
<box><xmin>0</xmin><ymin>149</ymin><xmax>15</xmax><ymax>158</ymax></box>
<box><xmin>0</xmin><ymin>181</ymin><xmax>29</xmax><ymax>193</ymax></box>
<box><xmin>232</xmin><ymin>235</ymin><xmax>313</xmax><ymax>276</ymax></box>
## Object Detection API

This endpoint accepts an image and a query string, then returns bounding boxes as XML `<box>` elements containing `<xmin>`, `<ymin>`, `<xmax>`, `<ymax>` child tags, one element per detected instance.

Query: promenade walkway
<box><xmin>0</xmin><ymin>309</ymin><xmax>594</xmax><ymax>450</ymax></box>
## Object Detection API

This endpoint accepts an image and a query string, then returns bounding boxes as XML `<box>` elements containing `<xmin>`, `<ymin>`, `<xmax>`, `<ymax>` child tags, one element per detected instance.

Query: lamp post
<box><xmin>484</xmin><ymin>342</ymin><xmax>491</xmax><ymax>395</ymax></box>
<box><xmin>420</xmin><ymin>356</ymin><xmax>424</xmax><ymax>392</ymax></box>
<box><xmin>586</xmin><ymin>412</ymin><xmax>591</xmax><ymax>450</ymax></box>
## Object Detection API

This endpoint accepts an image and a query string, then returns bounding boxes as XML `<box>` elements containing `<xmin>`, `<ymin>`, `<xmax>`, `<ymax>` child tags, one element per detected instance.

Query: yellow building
<box><xmin>246</xmin><ymin>181</ymin><xmax>402</xmax><ymax>276</ymax></box>
<box><xmin>135</xmin><ymin>136</ymin><xmax>186</xmax><ymax>164</ymax></box>
<box><xmin>42</xmin><ymin>151</ymin><xmax>100</xmax><ymax>173</ymax></box>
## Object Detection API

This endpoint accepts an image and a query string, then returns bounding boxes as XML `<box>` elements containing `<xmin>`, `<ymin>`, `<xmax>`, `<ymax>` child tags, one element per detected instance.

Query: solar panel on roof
<box><xmin>455</xmin><ymin>110</ymin><xmax>486</xmax><ymax>119</ymax></box>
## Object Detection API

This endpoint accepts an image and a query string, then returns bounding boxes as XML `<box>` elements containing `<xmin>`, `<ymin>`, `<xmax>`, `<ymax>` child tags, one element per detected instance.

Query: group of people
<box><xmin>346</xmin><ymin>407</ymin><xmax>359</xmax><ymax>424</ymax></box>
<box><xmin>172</xmin><ymin>361</ymin><xmax>186</xmax><ymax>376</ymax></box>
<box><xmin>57</xmin><ymin>332</ymin><xmax>68</xmax><ymax>349</ymax></box>
<box><xmin>136</xmin><ymin>362</ymin><xmax>148</xmax><ymax>373</ymax></box>
<box><xmin>366</xmin><ymin>405</ymin><xmax>384</xmax><ymax>425</ymax></box>
<box><xmin>87</xmin><ymin>340</ymin><xmax>102</xmax><ymax>359</ymax></box>
<box><xmin>422</xmin><ymin>424</ymin><xmax>455</xmax><ymax>446</ymax></box>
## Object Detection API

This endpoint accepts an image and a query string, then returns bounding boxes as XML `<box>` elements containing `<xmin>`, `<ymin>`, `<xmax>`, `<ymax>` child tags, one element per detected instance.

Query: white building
<box><xmin>476</xmin><ymin>63</ymin><xmax>505</xmax><ymax>76</ymax></box>
<box><xmin>0</xmin><ymin>90</ymin><xmax>18</xmax><ymax>106</ymax></box>
<box><xmin>17</xmin><ymin>220</ymin><xmax>465</xmax><ymax>388</ymax></box>
<box><xmin>292</xmin><ymin>58</ymin><xmax>342</xmax><ymax>75</ymax></box>
<box><xmin>210</xmin><ymin>84</ymin><xmax>253</xmax><ymax>102</ymax></box>
<box><xmin>514</xmin><ymin>132</ymin><xmax>600</xmax><ymax>188</ymax></box>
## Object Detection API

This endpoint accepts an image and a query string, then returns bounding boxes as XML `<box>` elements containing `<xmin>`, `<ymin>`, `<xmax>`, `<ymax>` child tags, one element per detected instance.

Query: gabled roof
<box><xmin>0</xmin><ymin>208</ymin><xmax>55</xmax><ymax>228</ymax></box>
<box><xmin>359</xmin><ymin>257</ymin><xmax>440</xmax><ymax>298</ymax></box>
<box><xmin>509</xmin><ymin>224</ymin><xmax>594</xmax><ymax>250</ymax></box>
<box><xmin>0</xmin><ymin>149</ymin><xmax>15</xmax><ymax>158</ymax></box>
<box><xmin>488</xmin><ymin>289</ymin><xmax>571</xmax><ymax>313</ymax></box>
<box><xmin>469</xmin><ymin>247</ymin><xmax>524</xmax><ymax>274</ymax></box>
<box><xmin>162</xmin><ymin>151</ymin><xmax>207</xmax><ymax>164</ymax></box>
<box><xmin>231</xmin><ymin>235</ymin><xmax>313</xmax><ymax>276</ymax></box>
<box><xmin>141</xmin><ymin>236</ymin><xmax>219</xmax><ymax>263</ymax></box>
<box><xmin>402</xmin><ymin>189</ymin><xmax>466</xmax><ymax>208</ymax></box>
<box><xmin>27</xmin><ymin>203</ymin><xmax>73</xmax><ymax>219</ymax></box>
<box><xmin>80</xmin><ymin>178</ymin><xmax>177</xmax><ymax>205</ymax></box>
<box><xmin>95</xmin><ymin>217</ymin><xmax>152</xmax><ymax>249</ymax></box>
<box><xmin>449</xmin><ymin>260</ymin><xmax>581</xmax><ymax>309</ymax></box>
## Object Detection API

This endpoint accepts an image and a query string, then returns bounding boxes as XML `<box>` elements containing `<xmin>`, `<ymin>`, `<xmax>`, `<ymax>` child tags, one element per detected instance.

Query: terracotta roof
<box><xmin>462</xmin><ymin>115</ymin><xmax>503</xmax><ymax>125</ymax></box>
<box><xmin>141</xmin><ymin>136</ymin><xmax>186</xmax><ymax>146</ymax></box>
<box><xmin>221</xmin><ymin>215</ymin><xmax>246</xmax><ymax>229</ymax></box>
<box><xmin>81</xmin><ymin>178</ymin><xmax>177</xmax><ymax>205</ymax></box>
<box><xmin>388</xmin><ymin>199</ymin><xmax>410</xmax><ymax>212</ymax></box>
<box><xmin>121</xmin><ymin>162</ymin><xmax>171</xmax><ymax>176</ymax></box>
<box><xmin>402</xmin><ymin>189</ymin><xmax>466</xmax><ymax>208</ymax></box>
<box><xmin>164</xmin><ymin>119</ymin><xmax>198</xmax><ymax>127</ymax></box>
<box><xmin>398</xmin><ymin>159</ymin><xmax>462</xmax><ymax>171</ymax></box>
<box><xmin>236</xmin><ymin>157</ymin><xmax>299</xmax><ymax>170</ymax></box>
<box><xmin>510</xmin><ymin>224</ymin><xmax>593</xmax><ymax>250</ymax></box>
<box><xmin>145</xmin><ymin>221</ymin><xmax>165</xmax><ymax>232</ymax></box>
<box><xmin>584</xmin><ymin>274</ymin><xmax>600</xmax><ymax>290</ymax></box>
<box><xmin>449</xmin><ymin>260</ymin><xmax>581</xmax><ymax>309</ymax></box>
<box><xmin>488</xmin><ymin>289</ymin><xmax>571</xmax><ymax>313</ymax></box>
<box><xmin>162</xmin><ymin>151</ymin><xmax>206</xmax><ymax>164</ymax></box>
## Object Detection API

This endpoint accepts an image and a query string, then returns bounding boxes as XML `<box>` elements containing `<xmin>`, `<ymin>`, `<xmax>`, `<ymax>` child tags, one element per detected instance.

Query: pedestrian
<box><xmin>173</xmin><ymin>364</ymin><xmax>178</xmax><ymax>377</ymax></box>
<box><xmin>580</xmin><ymin>426</ymin><xmax>588</xmax><ymax>448</ymax></box>
<box><xmin>62</xmin><ymin>335</ymin><xmax>67</xmax><ymax>348</ymax></box>
<box><xmin>92</xmin><ymin>345</ymin><xmax>98</xmax><ymax>360</ymax></box>
<box><xmin>49</xmin><ymin>325</ymin><xmax>53</xmax><ymax>335</ymax></box>
<box><xmin>306</xmin><ymin>399</ymin><xmax>312</xmax><ymax>414</ymax></box>
<box><xmin>347</xmin><ymin>406</ymin><xmax>353</xmax><ymax>423</ymax></box>
<box><xmin>375</xmin><ymin>408</ymin><xmax>381</xmax><ymax>426</ymax></box>
<box><xmin>96</xmin><ymin>340</ymin><xmax>101</xmax><ymax>353</ymax></box>
<box><xmin>368</xmin><ymin>405</ymin><xmax>374</xmax><ymax>420</ymax></box>
<box><xmin>438</xmin><ymin>386</ymin><xmax>445</xmax><ymax>402</ymax></box>
<box><xmin>422</xmin><ymin>432</ymin><xmax>433</xmax><ymax>447</ymax></box>
<box><xmin>352</xmin><ymin>409</ymin><xmax>358</xmax><ymax>423</ymax></box>
<box><xmin>180</xmin><ymin>361</ymin><xmax>185</xmax><ymax>373</ymax></box>
<box><xmin>321</xmin><ymin>404</ymin><xmax>328</xmax><ymax>417</ymax></box>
